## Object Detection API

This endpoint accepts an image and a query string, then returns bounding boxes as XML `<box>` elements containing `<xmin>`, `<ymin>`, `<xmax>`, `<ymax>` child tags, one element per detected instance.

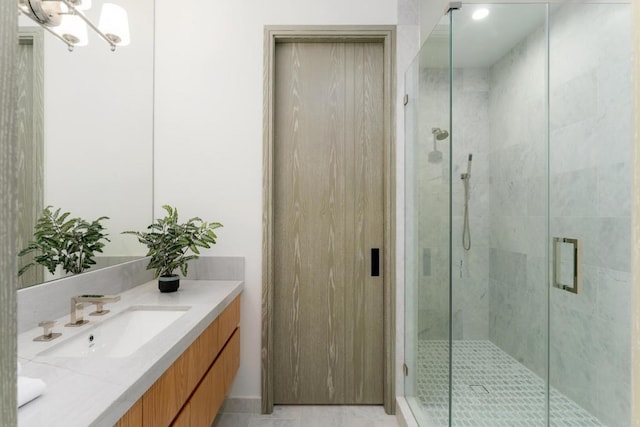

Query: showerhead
<box><xmin>428</xmin><ymin>127</ymin><xmax>448</xmax><ymax>163</ymax></box>
<box><xmin>432</xmin><ymin>128</ymin><xmax>449</xmax><ymax>141</ymax></box>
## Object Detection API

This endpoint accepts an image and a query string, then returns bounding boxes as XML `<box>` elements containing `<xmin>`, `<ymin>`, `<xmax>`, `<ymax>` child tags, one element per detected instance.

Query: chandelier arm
<box><xmin>19</xmin><ymin>8</ymin><xmax>75</xmax><ymax>51</ymax></box>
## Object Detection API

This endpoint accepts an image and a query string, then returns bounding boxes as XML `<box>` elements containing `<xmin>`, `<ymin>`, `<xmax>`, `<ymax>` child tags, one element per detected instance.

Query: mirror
<box><xmin>16</xmin><ymin>0</ymin><xmax>154</xmax><ymax>288</ymax></box>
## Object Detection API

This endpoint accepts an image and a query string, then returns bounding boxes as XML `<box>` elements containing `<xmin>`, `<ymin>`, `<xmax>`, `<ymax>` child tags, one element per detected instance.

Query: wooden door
<box><xmin>273</xmin><ymin>41</ymin><xmax>385</xmax><ymax>404</ymax></box>
<box><xmin>16</xmin><ymin>32</ymin><xmax>44</xmax><ymax>289</ymax></box>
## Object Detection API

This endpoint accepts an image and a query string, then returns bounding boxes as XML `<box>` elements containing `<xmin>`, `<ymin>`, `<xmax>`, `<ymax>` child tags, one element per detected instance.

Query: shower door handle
<box><xmin>553</xmin><ymin>237</ymin><xmax>581</xmax><ymax>294</ymax></box>
<box><xmin>371</xmin><ymin>248</ymin><xmax>380</xmax><ymax>277</ymax></box>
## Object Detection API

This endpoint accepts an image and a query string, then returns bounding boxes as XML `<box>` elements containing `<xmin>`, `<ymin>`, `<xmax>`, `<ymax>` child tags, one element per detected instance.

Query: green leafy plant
<box><xmin>123</xmin><ymin>205</ymin><xmax>222</xmax><ymax>278</ymax></box>
<box><xmin>18</xmin><ymin>206</ymin><xmax>110</xmax><ymax>276</ymax></box>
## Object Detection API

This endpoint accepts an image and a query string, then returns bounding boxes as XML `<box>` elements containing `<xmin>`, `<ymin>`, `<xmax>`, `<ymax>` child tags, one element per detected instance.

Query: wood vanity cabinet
<box><xmin>114</xmin><ymin>295</ymin><xmax>241</xmax><ymax>427</ymax></box>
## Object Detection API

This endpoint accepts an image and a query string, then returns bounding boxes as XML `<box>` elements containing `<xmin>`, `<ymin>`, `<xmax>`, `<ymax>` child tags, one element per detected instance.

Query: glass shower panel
<box><xmin>450</xmin><ymin>4</ymin><xmax>549</xmax><ymax>425</ymax></box>
<box><xmin>404</xmin><ymin>13</ymin><xmax>452</xmax><ymax>427</ymax></box>
<box><xmin>548</xmin><ymin>3</ymin><xmax>633</xmax><ymax>426</ymax></box>
<box><xmin>405</xmin><ymin>3</ymin><xmax>634</xmax><ymax>426</ymax></box>
<box><xmin>404</xmin><ymin>38</ymin><xmax>420</xmax><ymax>419</ymax></box>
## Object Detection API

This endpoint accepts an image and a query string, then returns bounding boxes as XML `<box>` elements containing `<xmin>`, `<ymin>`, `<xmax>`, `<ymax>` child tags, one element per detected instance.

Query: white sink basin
<box><xmin>39</xmin><ymin>306</ymin><xmax>190</xmax><ymax>358</ymax></box>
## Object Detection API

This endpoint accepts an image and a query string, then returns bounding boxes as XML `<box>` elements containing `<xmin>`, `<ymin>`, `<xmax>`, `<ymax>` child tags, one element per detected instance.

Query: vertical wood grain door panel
<box><xmin>16</xmin><ymin>34</ymin><xmax>44</xmax><ymax>289</ymax></box>
<box><xmin>273</xmin><ymin>41</ymin><xmax>384</xmax><ymax>405</ymax></box>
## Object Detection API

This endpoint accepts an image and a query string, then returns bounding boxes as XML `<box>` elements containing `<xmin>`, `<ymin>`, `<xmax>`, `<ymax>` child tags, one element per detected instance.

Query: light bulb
<box><xmin>99</xmin><ymin>3</ymin><xmax>130</xmax><ymax>46</ymax></box>
<box><xmin>55</xmin><ymin>14</ymin><xmax>88</xmax><ymax>46</ymax></box>
<box><xmin>472</xmin><ymin>8</ymin><xmax>490</xmax><ymax>21</ymax></box>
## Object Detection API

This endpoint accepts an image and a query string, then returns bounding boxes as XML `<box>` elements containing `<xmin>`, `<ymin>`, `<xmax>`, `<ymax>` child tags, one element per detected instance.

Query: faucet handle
<box><xmin>87</xmin><ymin>295</ymin><xmax>120</xmax><ymax>316</ymax></box>
<box><xmin>39</xmin><ymin>320</ymin><xmax>55</xmax><ymax>332</ymax></box>
<box><xmin>34</xmin><ymin>320</ymin><xmax>62</xmax><ymax>342</ymax></box>
<box><xmin>90</xmin><ymin>302</ymin><xmax>109</xmax><ymax>316</ymax></box>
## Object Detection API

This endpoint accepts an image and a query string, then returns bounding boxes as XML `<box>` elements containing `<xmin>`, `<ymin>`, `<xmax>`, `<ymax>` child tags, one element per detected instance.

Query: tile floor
<box><xmin>415</xmin><ymin>340</ymin><xmax>603</xmax><ymax>426</ymax></box>
<box><xmin>213</xmin><ymin>405</ymin><xmax>399</xmax><ymax>427</ymax></box>
<box><xmin>215</xmin><ymin>340</ymin><xmax>604</xmax><ymax>427</ymax></box>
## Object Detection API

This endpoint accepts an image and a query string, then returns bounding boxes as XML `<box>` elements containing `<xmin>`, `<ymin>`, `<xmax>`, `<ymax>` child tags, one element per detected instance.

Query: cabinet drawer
<box><xmin>189</xmin><ymin>327</ymin><xmax>240</xmax><ymax>427</ymax></box>
<box><xmin>187</xmin><ymin>317</ymin><xmax>219</xmax><ymax>392</ymax></box>
<box><xmin>141</xmin><ymin>296</ymin><xmax>235</xmax><ymax>427</ymax></box>
<box><xmin>188</xmin><ymin>350</ymin><xmax>225</xmax><ymax>427</ymax></box>
<box><xmin>171</xmin><ymin>402</ymin><xmax>190</xmax><ymax>427</ymax></box>
<box><xmin>218</xmin><ymin>296</ymin><xmax>240</xmax><ymax>349</ymax></box>
<box><xmin>113</xmin><ymin>399</ymin><xmax>142</xmax><ymax>427</ymax></box>
<box><xmin>142</xmin><ymin>350</ymin><xmax>190</xmax><ymax>427</ymax></box>
<box><xmin>223</xmin><ymin>328</ymin><xmax>240</xmax><ymax>391</ymax></box>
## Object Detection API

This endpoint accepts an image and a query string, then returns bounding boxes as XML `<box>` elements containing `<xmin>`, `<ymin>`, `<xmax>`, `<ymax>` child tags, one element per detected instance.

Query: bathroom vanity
<box><xmin>117</xmin><ymin>294</ymin><xmax>240</xmax><ymax>427</ymax></box>
<box><xmin>17</xmin><ymin>278</ymin><xmax>243</xmax><ymax>427</ymax></box>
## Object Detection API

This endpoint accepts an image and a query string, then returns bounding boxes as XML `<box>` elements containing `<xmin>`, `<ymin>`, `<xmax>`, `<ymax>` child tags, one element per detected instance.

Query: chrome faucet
<box><xmin>65</xmin><ymin>294</ymin><xmax>121</xmax><ymax>327</ymax></box>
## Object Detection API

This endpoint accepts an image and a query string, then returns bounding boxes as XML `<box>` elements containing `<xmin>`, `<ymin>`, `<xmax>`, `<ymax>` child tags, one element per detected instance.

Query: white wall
<box><xmin>155</xmin><ymin>0</ymin><xmax>398</xmax><ymax>398</ymax></box>
<box><xmin>420</xmin><ymin>0</ymin><xmax>448</xmax><ymax>44</ymax></box>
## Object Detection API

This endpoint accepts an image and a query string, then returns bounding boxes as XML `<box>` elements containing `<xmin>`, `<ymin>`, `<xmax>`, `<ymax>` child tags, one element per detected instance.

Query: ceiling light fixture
<box><xmin>472</xmin><ymin>8</ymin><xmax>490</xmax><ymax>21</ymax></box>
<box><xmin>18</xmin><ymin>0</ymin><xmax>130</xmax><ymax>52</ymax></box>
<box><xmin>56</xmin><ymin>14</ymin><xmax>89</xmax><ymax>46</ymax></box>
<box><xmin>98</xmin><ymin>3</ymin><xmax>130</xmax><ymax>46</ymax></box>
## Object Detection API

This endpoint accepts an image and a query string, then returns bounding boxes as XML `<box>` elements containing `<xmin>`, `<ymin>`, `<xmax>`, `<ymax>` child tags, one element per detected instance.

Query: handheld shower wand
<box><xmin>461</xmin><ymin>153</ymin><xmax>472</xmax><ymax>180</ymax></box>
<box><xmin>461</xmin><ymin>154</ymin><xmax>472</xmax><ymax>251</ymax></box>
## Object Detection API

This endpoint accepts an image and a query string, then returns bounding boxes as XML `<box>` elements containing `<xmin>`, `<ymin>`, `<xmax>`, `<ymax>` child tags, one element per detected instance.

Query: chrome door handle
<box><xmin>553</xmin><ymin>237</ymin><xmax>581</xmax><ymax>294</ymax></box>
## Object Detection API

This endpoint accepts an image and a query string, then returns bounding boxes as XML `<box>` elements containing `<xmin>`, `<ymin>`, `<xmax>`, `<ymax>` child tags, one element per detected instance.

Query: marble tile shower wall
<box><xmin>451</xmin><ymin>68</ymin><xmax>491</xmax><ymax>340</ymax></box>
<box><xmin>488</xmin><ymin>24</ymin><xmax>548</xmax><ymax>381</ymax></box>
<box><xmin>548</xmin><ymin>5</ymin><xmax>632</xmax><ymax>426</ymax></box>
<box><xmin>488</xmin><ymin>4</ymin><xmax>632</xmax><ymax>426</ymax></box>
<box><xmin>416</xmin><ymin>67</ymin><xmax>450</xmax><ymax>340</ymax></box>
<box><xmin>417</xmin><ymin>67</ymin><xmax>491</xmax><ymax>340</ymax></box>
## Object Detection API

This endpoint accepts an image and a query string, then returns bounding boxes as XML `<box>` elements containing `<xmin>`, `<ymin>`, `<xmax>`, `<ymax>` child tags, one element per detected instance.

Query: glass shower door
<box><xmin>405</xmin><ymin>3</ymin><xmax>634</xmax><ymax>426</ymax></box>
<box><xmin>449</xmin><ymin>4</ymin><xmax>549</xmax><ymax>425</ymax></box>
<box><xmin>404</xmin><ymin>12</ymin><xmax>452</xmax><ymax>427</ymax></box>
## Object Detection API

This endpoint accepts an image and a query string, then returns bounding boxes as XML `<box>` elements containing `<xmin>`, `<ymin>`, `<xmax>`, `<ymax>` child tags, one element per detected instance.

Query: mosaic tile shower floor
<box><xmin>416</xmin><ymin>340</ymin><xmax>603</xmax><ymax>426</ymax></box>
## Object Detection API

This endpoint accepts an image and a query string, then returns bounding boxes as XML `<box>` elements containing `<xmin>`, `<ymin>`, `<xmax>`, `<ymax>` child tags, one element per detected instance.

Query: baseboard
<box><xmin>219</xmin><ymin>397</ymin><xmax>261</xmax><ymax>414</ymax></box>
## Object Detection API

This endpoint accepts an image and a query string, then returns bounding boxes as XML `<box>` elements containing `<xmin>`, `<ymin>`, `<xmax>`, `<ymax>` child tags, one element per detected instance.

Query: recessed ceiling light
<box><xmin>472</xmin><ymin>8</ymin><xmax>490</xmax><ymax>20</ymax></box>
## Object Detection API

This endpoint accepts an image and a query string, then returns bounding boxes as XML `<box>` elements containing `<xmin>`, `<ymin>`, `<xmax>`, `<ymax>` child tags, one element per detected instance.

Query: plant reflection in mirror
<box><xmin>18</xmin><ymin>206</ymin><xmax>110</xmax><ymax>276</ymax></box>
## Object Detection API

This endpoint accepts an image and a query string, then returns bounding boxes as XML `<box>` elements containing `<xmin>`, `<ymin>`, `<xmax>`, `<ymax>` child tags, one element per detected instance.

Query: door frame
<box><xmin>261</xmin><ymin>26</ymin><xmax>396</xmax><ymax>415</ymax></box>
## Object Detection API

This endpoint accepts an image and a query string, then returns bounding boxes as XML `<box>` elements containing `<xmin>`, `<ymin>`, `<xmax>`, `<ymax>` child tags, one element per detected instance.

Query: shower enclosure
<box><xmin>404</xmin><ymin>2</ymin><xmax>633</xmax><ymax>426</ymax></box>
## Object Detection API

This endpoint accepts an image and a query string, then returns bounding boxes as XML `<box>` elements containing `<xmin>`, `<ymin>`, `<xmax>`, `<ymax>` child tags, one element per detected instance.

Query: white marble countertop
<box><xmin>17</xmin><ymin>279</ymin><xmax>243</xmax><ymax>427</ymax></box>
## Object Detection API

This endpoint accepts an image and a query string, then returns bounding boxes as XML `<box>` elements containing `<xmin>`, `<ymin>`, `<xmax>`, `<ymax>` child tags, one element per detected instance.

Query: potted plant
<box><xmin>18</xmin><ymin>206</ymin><xmax>110</xmax><ymax>277</ymax></box>
<box><xmin>123</xmin><ymin>205</ymin><xmax>222</xmax><ymax>292</ymax></box>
